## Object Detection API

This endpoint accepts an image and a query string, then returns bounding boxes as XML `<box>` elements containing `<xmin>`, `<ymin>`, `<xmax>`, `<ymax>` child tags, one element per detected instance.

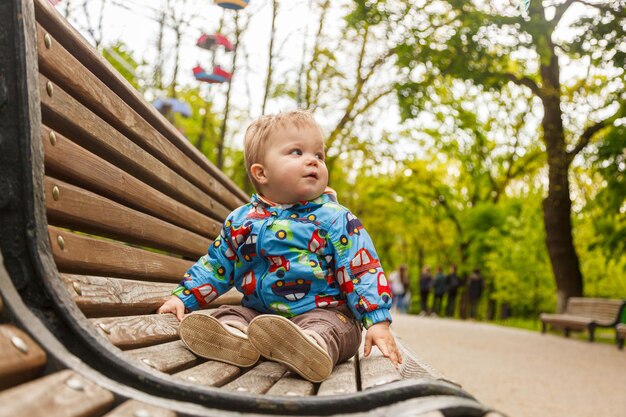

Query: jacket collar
<box><xmin>251</xmin><ymin>187</ymin><xmax>338</xmax><ymax>211</ymax></box>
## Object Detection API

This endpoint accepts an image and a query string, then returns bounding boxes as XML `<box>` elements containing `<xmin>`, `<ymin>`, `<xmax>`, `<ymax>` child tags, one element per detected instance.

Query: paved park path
<box><xmin>392</xmin><ymin>314</ymin><xmax>626</xmax><ymax>417</ymax></box>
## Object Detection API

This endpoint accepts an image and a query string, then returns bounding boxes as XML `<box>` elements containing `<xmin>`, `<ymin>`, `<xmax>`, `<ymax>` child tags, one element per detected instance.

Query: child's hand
<box><xmin>364</xmin><ymin>321</ymin><xmax>403</xmax><ymax>368</ymax></box>
<box><xmin>156</xmin><ymin>296</ymin><xmax>185</xmax><ymax>321</ymax></box>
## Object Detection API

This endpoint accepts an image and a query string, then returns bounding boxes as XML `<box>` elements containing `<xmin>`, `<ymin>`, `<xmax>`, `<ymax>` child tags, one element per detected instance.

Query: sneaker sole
<box><xmin>247</xmin><ymin>315</ymin><xmax>332</xmax><ymax>382</ymax></box>
<box><xmin>179</xmin><ymin>313</ymin><xmax>259</xmax><ymax>367</ymax></box>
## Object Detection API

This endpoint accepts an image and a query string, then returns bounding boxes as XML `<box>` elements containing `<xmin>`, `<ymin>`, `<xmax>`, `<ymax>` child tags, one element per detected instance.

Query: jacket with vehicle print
<box><xmin>172</xmin><ymin>190</ymin><xmax>392</xmax><ymax>328</ymax></box>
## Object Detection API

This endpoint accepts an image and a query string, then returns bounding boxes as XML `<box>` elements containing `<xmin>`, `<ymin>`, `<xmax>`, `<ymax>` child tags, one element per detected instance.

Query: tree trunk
<box><xmin>540</xmin><ymin>53</ymin><xmax>583</xmax><ymax>313</ymax></box>
<box><xmin>261</xmin><ymin>0</ymin><xmax>278</xmax><ymax>114</ymax></box>
<box><xmin>217</xmin><ymin>13</ymin><xmax>241</xmax><ymax>169</ymax></box>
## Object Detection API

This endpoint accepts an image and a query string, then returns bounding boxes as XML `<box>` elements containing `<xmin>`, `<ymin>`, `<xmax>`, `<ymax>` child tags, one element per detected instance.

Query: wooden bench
<box><xmin>539</xmin><ymin>297</ymin><xmax>626</xmax><ymax>342</ymax></box>
<box><xmin>0</xmin><ymin>0</ymin><xmax>499</xmax><ymax>415</ymax></box>
<box><xmin>617</xmin><ymin>324</ymin><xmax>626</xmax><ymax>350</ymax></box>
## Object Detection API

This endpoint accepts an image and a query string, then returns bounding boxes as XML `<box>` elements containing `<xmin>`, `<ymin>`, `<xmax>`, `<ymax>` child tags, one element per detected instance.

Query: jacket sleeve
<box><xmin>172</xmin><ymin>219</ymin><xmax>236</xmax><ymax>312</ymax></box>
<box><xmin>328</xmin><ymin>210</ymin><xmax>392</xmax><ymax>328</ymax></box>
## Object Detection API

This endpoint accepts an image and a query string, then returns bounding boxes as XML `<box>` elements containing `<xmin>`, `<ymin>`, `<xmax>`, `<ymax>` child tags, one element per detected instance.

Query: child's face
<box><xmin>253</xmin><ymin>123</ymin><xmax>328</xmax><ymax>204</ymax></box>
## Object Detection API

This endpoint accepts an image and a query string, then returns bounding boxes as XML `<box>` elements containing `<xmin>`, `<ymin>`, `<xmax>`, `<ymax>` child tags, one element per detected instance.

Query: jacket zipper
<box><xmin>255</xmin><ymin>214</ymin><xmax>275</xmax><ymax>310</ymax></box>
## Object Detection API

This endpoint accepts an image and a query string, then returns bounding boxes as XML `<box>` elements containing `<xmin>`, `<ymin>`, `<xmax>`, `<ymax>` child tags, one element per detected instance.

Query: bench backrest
<box><xmin>566</xmin><ymin>298</ymin><xmax>625</xmax><ymax>325</ymax></box>
<box><xmin>35</xmin><ymin>0</ymin><xmax>247</xmax><ymax>324</ymax></box>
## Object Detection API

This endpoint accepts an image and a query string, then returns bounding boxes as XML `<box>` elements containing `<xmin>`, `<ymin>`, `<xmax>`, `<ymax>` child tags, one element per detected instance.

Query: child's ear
<box><xmin>250</xmin><ymin>163</ymin><xmax>268</xmax><ymax>184</ymax></box>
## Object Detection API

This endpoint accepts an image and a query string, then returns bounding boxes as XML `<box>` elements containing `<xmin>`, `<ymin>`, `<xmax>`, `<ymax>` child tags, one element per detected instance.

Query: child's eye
<box><xmin>290</xmin><ymin>149</ymin><xmax>302</xmax><ymax>156</ymax></box>
<box><xmin>316</xmin><ymin>153</ymin><xmax>325</xmax><ymax>160</ymax></box>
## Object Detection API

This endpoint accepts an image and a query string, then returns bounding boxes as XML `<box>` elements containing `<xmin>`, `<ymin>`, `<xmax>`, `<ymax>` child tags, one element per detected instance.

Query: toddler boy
<box><xmin>157</xmin><ymin>110</ymin><xmax>401</xmax><ymax>382</ymax></box>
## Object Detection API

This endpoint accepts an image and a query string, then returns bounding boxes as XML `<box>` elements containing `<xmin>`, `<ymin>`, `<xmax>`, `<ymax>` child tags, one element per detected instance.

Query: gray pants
<box><xmin>211</xmin><ymin>304</ymin><xmax>362</xmax><ymax>366</ymax></box>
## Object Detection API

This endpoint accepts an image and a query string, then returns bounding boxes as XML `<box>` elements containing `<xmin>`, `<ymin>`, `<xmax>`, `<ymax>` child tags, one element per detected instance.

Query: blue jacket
<box><xmin>173</xmin><ymin>191</ymin><xmax>392</xmax><ymax>328</ymax></box>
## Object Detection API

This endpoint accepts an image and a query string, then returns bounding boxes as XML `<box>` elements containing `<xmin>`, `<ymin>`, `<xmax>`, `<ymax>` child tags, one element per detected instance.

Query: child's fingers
<box><xmin>364</xmin><ymin>335</ymin><xmax>373</xmax><ymax>357</ymax></box>
<box><xmin>389</xmin><ymin>347</ymin><xmax>400</xmax><ymax>368</ymax></box>
<box><xmin>377</xmin><ymin>340</ymin><xmax>390</xmax><ymax>358</ymax></box>
<box><xmin>175</xmin><ymin>303</ymin><xmax>185</xmax><ymax>321</ymax></box>
<box><xmin>387</xmin><ymin>339</ymin><xmax>402</xmax><ymax>364</ymax></box>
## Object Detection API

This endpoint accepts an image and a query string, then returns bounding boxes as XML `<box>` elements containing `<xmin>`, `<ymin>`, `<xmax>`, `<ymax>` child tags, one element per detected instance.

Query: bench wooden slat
<box><xmin>0</xmin><ymin>370</ymin><xmax>114</xmax><ymax>417</ymax></box>
<box><xmin>34</xmin><ymin>0</ymin><xmax>248</xmax><ymax>209</ymax></box>
<box><xmin>50</xmin><ymin>226</ymin><xmax>193</xmax><ymax>282</ymax></box>
<box><xmin>125</xmin><ymin>341</ymin><xmax>200</xmax><ymax>373</ymax></box>
<box><xmin>90</xmin><ymin>314</ymin><xmax>180</xmax><ymax>350</ymax></box>
<box><xmin>359</xmin><ymin>346</ymin><xmax>402</xmax><ymax>390</ymax></box>
<box><xmin>61</xmin><ymin>274</ymin><xmax>175</xmax><ymax>317</ymax></box>
<box><xmin>397</xmin><ymin>344</ymin><xmax>437</xmax><ymax>380</ymax></box>
<box><xmin>102</xmin><ymin>400</ymin><xmax>177</xmax><ymax>417</ymax></box>
<box><xmin>45</xmin><ymin>176</ymin><xmax>210</xmax><ymax>259</ymax></box>
<box><xmin>222</xmin><ymin>361</ymin><xmax>287</xmax><ymax>394</ymax></box>
<box><xmin>173</xmin><ymin>361</ymin><xmax>241</xmax><ymax>387</ymax></box>
<box><xmin>265</xmin><ymin>372</ymin><xmax>315</xmax><ymax>396</ymax></box>
<box><xmin>36</xmin><ymin>23</ymin><xmax>240</xmax><ymax>215</ymax></box>
<box><xmin>43</xmin><ymin>125</ymin><xmax>221</xmax><ymax>240</ymax></box>
<box><xmin>39</xmin><ymin>75</ymin><xmax>230</xmax><ymax>223</ymax></box>
<box><xmin>539</xmin><ymin>314</ymin><xmax>592</xmax><ymax>329</ymax></box>
<box><xmin>566</xmin><ymin>298</ymin><xmax>624</xmax><ymax>324</ymax></box>
<box><xmin>0</xmin><ymin>325</ymin><xmax>47</xmax><ymax>390</ymax></box>
<box><xmin>317</xmin><ymin>357</ymin><xmax>358</xmax><ymax>396</ymax></box>
<box><xmin>60</xmin><ymin>275</ymin><xmax>243</xmax><ymax>317</ymax></box>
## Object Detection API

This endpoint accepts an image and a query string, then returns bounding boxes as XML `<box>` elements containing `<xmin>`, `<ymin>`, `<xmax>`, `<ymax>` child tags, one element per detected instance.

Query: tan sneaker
<box><xmin>179</xmin><ymin>313</ymin><xmax>259</xmax><ymax>367</ymax></box>
<box><xmin>247</xmin><ymin>315</ymin><xmax>333</xmax><ymax>382</ymax></box>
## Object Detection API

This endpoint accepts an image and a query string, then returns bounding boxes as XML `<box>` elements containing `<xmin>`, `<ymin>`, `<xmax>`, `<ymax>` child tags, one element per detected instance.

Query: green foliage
<box><xmin>586</xmin><ymin>124</ymin><xmax>626</xmax><ymax>261</ymax></box>
<box><xmin>102</xmin><ymin>42</ymin><xmax>143</xmax><ymax>90</ymax></box>
<box><xmin>482</xmin><ymin>195</ymin><xmax>556</xmax><ymax>317</ymax></box>
<box><xmin>173</xmin><ymin>88</ymin><xmax>221</xmax><ymax>164</ymax></box>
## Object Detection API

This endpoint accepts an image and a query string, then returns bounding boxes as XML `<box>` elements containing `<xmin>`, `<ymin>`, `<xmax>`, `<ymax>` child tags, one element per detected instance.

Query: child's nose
<box><xmin>305</xmin><ymin>155</ymin><xmax>318</xmax><ymax>165</ymax></box>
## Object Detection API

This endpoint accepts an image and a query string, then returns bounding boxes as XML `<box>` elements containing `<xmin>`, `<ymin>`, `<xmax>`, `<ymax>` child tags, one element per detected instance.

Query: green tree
<box><xmin>357</xmin><ymin>0</ymin><xmax>625</xmax><ymax>311</ymax></box>
<box><xmin>102</xmin><ymin>41</ymin><xmax>143</xmax><ymax>91</ymax></box>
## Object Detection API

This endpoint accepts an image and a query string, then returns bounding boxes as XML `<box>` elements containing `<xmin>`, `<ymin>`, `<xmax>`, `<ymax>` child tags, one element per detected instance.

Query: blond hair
<box><xmin>244</xmin><ymin>110</ymin><xmax>322</xmax><ymax>191</ymax></box>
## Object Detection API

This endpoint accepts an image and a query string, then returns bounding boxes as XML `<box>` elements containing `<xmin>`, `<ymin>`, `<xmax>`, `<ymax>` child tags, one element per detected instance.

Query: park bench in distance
<box><xmin>0</xmin><ymin>0</ymin><xmax>504</xmax><ymax>415</ymax></box>
<box><xmin>539</xmin><ymin>297</ymin><xmax>626</xmax><ymax>342</ymax></box>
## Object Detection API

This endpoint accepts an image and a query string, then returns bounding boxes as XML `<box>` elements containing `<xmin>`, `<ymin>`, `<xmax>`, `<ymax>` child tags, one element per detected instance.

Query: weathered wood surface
<box><xmin>43</xmin><ymin>125</ymin><xmax>221</xmax><ymax>239</ymax></box>
<box><xmin>45</xmin><ymin>177</ymin><xmax>210</xmax><ymax>259</ymax></box>
<box><xmin>37</xmin><ymin>23</ymin><xmax>234</xmax><ymax>218</ymax></box>
<box><xmin>317</xmin><ymin>357</ymin><xmax>358</xmax><ymax>396</ymax></box>
<box><xmin>265</xmin><ymin>372</ymin><xmax>315</xmax><ymax>396</ymax></box>
<box><xmin>173</xmin><ymin>361</ymin><xmax>241</xmax><ymax>387</ymax></box>
<box><xmin>0</xmin><ymin>325</ymin><xmax>47</xmax><ymax>390</ymax></box>
<box><xmin>222</xmin><ymin>361</ymin><xmax>287</xmax><ymax>394</ymax></box>
<box><xmin>60</xmin><ymin>275</ymin><xmax>242</xmax><ymax>317</ymax></box>
<box><xmin>359</xmin><ymin>346</ymin><xmax>402</xmax><ymax>390</ymax></box>
<box><xmin>125</xmin><ymin>341</ymin><xmax>200</xmax><ymax>373</ymax></box>
<box><xmin>90</xmin><ymin>314</ymin><xmax>180</xmax><ymax>350</ymax></box>
<box><xmin>102</xmin><ymin>400</ymin><xmax>177</xmax><ymax>417</ymax></box>
<box><xmin>0</xmin><ymin>370</ymin><xmax>114</xmax><ymax>417</ymax></box>
<box><xmin>61</xmin><ymin>274</ymin><xmax>175</xmax><ymax>317</ymax></box>
<box><xmin>39</xmin><ymin>75</ymin><xmax>227</xmax><ymax>225</ymax></box>
<box><xmin>34</xmin><ymin>0</ymin><xmax>248</xmax><ymax>209</ymax></box>
<box><xmin>50</xmin><ymin>226</ymin><xmax>193</xmax><ymax>282</ymax></box>
<box><xmin>397</xmin><ymin>342</ymin><xmax>438</xmax><ymax>380</ymax></box>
